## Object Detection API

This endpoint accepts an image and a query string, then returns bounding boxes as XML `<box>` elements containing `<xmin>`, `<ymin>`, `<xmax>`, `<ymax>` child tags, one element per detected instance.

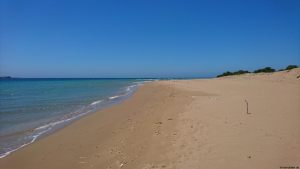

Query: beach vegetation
<box><xmin>253</xmin><ymin>67</ymin><xmax>275</xmax><ymax>73</ymax></box>
<box><xmin>285</xmin><ymin>65</ymin><xmax>298</xmax><ymax>70</ymax></box>
<box><xmin>217</xmin><ymin>70</ymin><xmax>250</xmax><ymax>77</ymax></box>
<box><xmin>217</xmin><ymin>64</ymin><xmax>298</xmax><ymax>78</ymax></box>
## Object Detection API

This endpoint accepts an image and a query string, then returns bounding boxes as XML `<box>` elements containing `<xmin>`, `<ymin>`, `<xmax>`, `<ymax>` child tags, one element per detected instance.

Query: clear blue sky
<box><xmin>1</xmin><ymin>0</ymin><xmax>299</xmax><ymax>78</ymax></box>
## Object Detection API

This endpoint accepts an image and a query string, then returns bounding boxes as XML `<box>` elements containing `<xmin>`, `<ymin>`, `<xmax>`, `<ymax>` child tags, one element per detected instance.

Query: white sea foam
<box><xmin>126</xmin><ymin>84</ymin><xmax>136</xmax><ymax>91</ymax></box>
<box><xmin>90</xmin><ymin>100</ymin><xmax>103</xmax><ymax>106</ymax></box>
<box><xmin>109</xmin><ymin>95</ymin><xmax>122</xmax><ymax>99</ymax></box>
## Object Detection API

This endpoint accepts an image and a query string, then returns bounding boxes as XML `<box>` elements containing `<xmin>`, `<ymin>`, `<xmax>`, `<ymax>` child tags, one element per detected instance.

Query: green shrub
<box><xmin>285</xmin><ymin>65</ymin><xmax>298</xmax><ymax>70</ymax></box>
<box><xmin>217</xmin><ymin>70</ymin><xmax>250</xmax><ymax>77</ymax></box>
<box><xmin>234</xmin><ymin>70</ymin><xmax>250</xmax><ymax>75</ymax></box>
<box><xmin>217</xmin><ymin>71</ymin><xmax>233</xmax><ymax>77</ymax></box>
<box><xmin>253</xmin><ymin>67</ymin><xmax>275</xmax><ymax>73</ymax></box>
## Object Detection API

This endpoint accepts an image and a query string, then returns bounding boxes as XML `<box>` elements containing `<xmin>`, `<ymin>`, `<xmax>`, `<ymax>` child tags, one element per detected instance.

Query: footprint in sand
<box><xmin>154</xmin><ymin>122</ymin><xmax>163</xmax><ymax>135</ymax></box>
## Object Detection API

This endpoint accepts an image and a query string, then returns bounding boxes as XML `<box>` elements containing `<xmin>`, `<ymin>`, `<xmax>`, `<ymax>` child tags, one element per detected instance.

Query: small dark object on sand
<box><xmin>245</xmin><ymin>100</ymin><xmax>250</xmax><ymax>114</ymax></box>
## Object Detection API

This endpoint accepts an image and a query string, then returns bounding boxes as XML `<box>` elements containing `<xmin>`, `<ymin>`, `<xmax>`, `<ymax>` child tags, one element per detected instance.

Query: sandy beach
<box><xmin>0</xmin><ymin>69</ymin><xmax>299</xmax><ymax>169</ymax></box>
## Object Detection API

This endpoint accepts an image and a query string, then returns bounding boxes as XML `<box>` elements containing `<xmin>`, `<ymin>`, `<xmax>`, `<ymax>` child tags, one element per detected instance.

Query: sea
<box><xmin>0</xmin><ymin>78</ymin><xmax>152</xmax><ymax>158</ymax></box>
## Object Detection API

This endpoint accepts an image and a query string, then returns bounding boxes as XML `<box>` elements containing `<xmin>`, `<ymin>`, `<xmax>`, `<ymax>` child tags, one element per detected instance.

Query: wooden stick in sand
<box><xmin>245</xmin><ymin>99</ymin><xmax>250</xmax><ymax>114</ymax></box>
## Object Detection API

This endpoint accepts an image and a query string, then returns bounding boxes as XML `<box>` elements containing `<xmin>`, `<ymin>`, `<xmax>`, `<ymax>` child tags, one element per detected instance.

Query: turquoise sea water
<box><xmin>0</xmin><ymin>78</ymin><xmax>149</xmax><ymax>158</ymax></box>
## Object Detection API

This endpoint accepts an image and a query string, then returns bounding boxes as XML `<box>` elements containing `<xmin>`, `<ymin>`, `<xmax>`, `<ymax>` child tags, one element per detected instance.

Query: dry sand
<box><xmin>1</xmin><ymin>68</ymin><xmax>299</xmax><ymax>169</ymax></box>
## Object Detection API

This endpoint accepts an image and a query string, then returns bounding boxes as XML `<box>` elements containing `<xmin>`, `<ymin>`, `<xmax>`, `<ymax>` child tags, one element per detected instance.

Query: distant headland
<box><xmin>0</xmin><ymin>76</ymin><xmax>12</xmax><ymax>79</ymax></box>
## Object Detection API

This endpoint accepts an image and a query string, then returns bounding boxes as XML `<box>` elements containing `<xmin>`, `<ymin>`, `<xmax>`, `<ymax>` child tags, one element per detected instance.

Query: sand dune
<box><xmin>0</xmin><ymin>68</ymin><xmax>299</xmax><ymax>169</ymax></box>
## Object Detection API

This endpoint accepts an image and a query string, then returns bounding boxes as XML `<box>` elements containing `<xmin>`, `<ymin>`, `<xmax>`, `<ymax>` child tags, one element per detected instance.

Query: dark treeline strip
<box><xmin>217</xmin><ymin>65</ymin><xmax>298</xmax><ymax>78</ymax></box>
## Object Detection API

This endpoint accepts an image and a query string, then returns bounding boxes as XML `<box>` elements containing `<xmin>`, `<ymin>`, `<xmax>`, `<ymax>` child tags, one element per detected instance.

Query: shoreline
<box><xmin>0</xmin><ymin>81</ymin><xmax>143</xmax><ymax>159</ymax></box>
<box><xmin>0</xmin><ymin>82</ymin><xmax>192</xmax><ymax>169</ymax></box>
<box><xmin>0</xmin><ymin>69</ymin><xmax>299</xmax><ymax>168</ymax></box>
